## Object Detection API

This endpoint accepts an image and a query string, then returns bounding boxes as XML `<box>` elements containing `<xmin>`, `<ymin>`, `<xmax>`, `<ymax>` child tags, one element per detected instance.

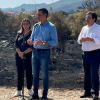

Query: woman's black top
<box><xmin>15</xmin><ymin>32</ymin><xmax>33</xmax><ymax>57</ymax></box>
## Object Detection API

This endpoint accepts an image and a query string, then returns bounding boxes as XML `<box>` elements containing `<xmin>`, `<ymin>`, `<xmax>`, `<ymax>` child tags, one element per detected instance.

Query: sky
<box><xmin>0</xmin><ymin>0</ymin><xmax>59</xmax><ymax>8</ymax></box>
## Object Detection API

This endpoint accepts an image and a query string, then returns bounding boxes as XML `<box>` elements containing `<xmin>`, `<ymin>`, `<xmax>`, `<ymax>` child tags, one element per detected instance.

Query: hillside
<box><xmin>1</xmin><ymin>0</ymin><xmax>84</xmax><ymax>12</ymax></box>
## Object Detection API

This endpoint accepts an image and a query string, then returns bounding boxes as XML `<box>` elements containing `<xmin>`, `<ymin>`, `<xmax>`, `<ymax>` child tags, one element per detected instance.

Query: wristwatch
<box><xmin>42</xmin><ymin>41</ymin><xmax>45</xmax><ymax>45</ymax></box>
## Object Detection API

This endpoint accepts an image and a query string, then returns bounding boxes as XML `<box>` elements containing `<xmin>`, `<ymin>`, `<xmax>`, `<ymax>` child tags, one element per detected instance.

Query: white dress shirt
<box><xmin>77</xmin><ymin>23</ymin><xmax>100</xmax><ymax>51</ymax></box>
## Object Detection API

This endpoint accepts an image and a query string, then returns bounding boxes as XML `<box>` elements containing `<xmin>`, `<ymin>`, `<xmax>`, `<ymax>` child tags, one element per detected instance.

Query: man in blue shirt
<box><xmin>28</xmin><ymin>8</ymin><xmax>58</xmax><ymax>99</ymax></box>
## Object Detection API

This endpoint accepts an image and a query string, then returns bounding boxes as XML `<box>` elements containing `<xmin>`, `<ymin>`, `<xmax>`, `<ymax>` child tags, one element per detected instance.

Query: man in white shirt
<box><xmin>77</xmin><ymin>11</ymin><xmax>100</xmax><ymax>100</ymax></box>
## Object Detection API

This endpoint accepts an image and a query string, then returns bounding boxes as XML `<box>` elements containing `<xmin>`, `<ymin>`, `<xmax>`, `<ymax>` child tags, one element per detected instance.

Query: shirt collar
<box><xmin>92</xmin><ymin>23</ymin><xmax>96</xmax><ymax>26</ymax></box>
<box><xmin>39</xmin><ymin>20</ymin><xmax>49</xmax><ymax>26</ymax></box>
<box><xmin>87</xmin><ymin>23</ymin><xmax>96</xmax><ymax>28</ymax></box>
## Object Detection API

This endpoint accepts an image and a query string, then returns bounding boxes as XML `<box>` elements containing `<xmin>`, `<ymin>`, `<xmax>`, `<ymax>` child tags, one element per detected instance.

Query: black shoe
<box><xmin>80</xmin><ymin>92</ymin><xmax>91</xmax><ymax>98</ymax></box>
<box><xmin>41</xmin><ymin>95</ymin><xmax>47</xmax><ymax>99</ymax></box>
<box><xmin>30</xmin><ymin>94</ymin><xmax>39</xmax><ymax>99</ymax></box>
<box><xmin>93</xmin><ymin>94</ymin><xmax>98</xmax><ymax>100</ymax></box>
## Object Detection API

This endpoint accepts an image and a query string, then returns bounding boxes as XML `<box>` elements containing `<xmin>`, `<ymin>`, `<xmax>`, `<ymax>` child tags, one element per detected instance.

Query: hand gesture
<box><xmin>34</xmin><ymin>38</ymin><xmax>43</xmax><ymax>45</ymax></box>
<box><xmin>27</xmin><ymin>37</ymin><xmax>34</xmax><ymax>45</ymax></box>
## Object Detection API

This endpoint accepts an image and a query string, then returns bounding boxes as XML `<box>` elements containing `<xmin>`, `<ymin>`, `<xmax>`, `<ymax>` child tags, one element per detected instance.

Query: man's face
<box><xmin>37</xmin><ymin>11</ymin><xmax>46</xmax><ymax>22</ymax></box>
<box><xmin>85</xmin><ymin>14</ymin><xmax>95</xmax><ymax>26</ymax></box>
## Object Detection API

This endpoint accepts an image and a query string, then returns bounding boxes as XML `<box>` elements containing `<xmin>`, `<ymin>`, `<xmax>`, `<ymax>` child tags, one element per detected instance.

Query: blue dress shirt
<box><xmin>31</xmin><ymin>20</ymin><xmax>58</xmax><ymax>49</ymax></box>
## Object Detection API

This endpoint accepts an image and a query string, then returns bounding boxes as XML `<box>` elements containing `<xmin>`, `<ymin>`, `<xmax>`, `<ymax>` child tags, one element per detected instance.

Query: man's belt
<box><xmin>84</xmin><ymin>49</ymin><xmax>100</xmax><ymax>53</ymax></box>
<box><xmin>34</xmin><ymin>48</ymin><xmax>50</xmax><ymax>51</ymax></box>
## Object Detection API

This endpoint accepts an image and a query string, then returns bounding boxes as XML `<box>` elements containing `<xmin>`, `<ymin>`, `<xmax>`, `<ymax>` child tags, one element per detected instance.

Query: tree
<box><xmin>82</xmin><ymin>0</ymin><xmax>100</xmax><ymax>10</ymax></box>
<box><xmin>0</xmin><ymin>10</ymin><xmax>9</xmax><ymax>37</ymax></box>
<box><xmin>49</xmin><ymin>11</ymin><xmax>72</xmax><ymax>53</ymax></box>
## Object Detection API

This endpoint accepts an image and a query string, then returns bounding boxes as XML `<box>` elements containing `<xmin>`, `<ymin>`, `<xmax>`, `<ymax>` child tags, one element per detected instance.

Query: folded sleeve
<box><xmin>47</xmin><ymin>25</ymin><xmax>58</xmax><ymax>47</ymax></box>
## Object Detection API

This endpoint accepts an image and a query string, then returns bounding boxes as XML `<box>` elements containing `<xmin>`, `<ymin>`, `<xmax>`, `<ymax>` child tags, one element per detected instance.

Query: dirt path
<box><xmin>0</xmin><ymin>87</ymin><xmax>100</xmax><ymax>100</ymax></box>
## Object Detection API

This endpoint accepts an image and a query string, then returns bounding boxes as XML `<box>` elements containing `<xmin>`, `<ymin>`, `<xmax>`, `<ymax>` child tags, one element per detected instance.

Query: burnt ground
<box><xmin>0</xmin><ymin>39</ymin><xmax>100</xmax><ymax>100</ymax></box>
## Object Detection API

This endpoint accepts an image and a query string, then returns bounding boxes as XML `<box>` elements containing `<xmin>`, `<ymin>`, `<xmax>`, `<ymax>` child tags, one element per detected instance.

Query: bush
<box><xmin>49</xmin><ymin>11</ymin><xmax>72</xmax><ymax>53</ymax></box>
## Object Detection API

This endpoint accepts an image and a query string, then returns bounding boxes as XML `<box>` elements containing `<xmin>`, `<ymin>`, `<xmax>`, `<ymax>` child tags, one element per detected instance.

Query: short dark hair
<box><xmin>38</xmin><ymin>8</ymin><xmax>48</xmax><ymax>18</ymax></box>
<box><xmin>86</xmin><ymin>11</ymin><xmax>97</xmax><ymax>22</ymax></box>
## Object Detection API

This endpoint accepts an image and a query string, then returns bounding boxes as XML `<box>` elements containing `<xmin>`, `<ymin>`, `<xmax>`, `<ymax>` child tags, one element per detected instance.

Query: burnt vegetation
<box><xmin>0</xmin><ymin>0</ymin><xmax>100</xmax><ymax>89</ymax></box>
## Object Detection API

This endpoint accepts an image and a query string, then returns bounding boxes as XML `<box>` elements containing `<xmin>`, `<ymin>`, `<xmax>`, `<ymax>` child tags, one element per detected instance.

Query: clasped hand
<box><xmin>27</xmin><ymin>37</ymin><xmax>43</xmax><ymax>45</ymax></box>
<box><xmin>18</xmin><ymin>52</ymin><xmax>26</xmax><ymax>59</ymax></box>
<box><xmin>80</xmin><ymin>37</ymin><xmax>91</xmax><ymax>43</ymax></box>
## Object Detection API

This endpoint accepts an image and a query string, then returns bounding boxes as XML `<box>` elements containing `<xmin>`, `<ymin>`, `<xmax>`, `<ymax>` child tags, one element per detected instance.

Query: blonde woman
<box><xmin>14</xmin><ymin>18</ymin><xmax>33</xmax><ymax>97</ymax></box>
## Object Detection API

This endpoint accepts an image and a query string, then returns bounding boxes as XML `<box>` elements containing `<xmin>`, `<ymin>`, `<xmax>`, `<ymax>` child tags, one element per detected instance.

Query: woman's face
<box><xmin>22</xmin><ymin>20</ymin><xmax>30</xmax><ymax>30</ymax></box>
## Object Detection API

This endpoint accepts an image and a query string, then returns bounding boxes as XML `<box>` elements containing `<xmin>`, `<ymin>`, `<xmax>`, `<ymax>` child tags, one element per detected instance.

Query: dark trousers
<box><xmin>82</xmin><ymin>49</ymin><xmax>100</xmax><ymax>96</ymax></box>
<box><xmin>16</xmin><ymin>53</ymin><xmax>32</xmax><ymax>90</ymax></box>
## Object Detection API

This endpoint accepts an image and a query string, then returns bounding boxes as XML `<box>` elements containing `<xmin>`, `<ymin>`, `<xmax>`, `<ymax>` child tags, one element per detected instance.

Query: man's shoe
<box><xmin>93</xmin><ymin>94</ymin><xmax>98</xmax><ymax>100</ymax></box>
<box><xmin>14</xmin><ymin>90</ymin><xmax>21</xmax><ymax>97</ymax></box>
<box><xmin>28</xmin><ymin>89</ymin><xmax>33</xmax><ymax>96</ymax></box>
<box><xmin>41</xmin><ymin>95</ymin><xmax>47</xmax><ymax>99</ymax></box>
<box><xmin>30</xmin><ymin>94</ymin><xmax>39</xmax><ymax>99</ymax></box>
<box><xmin>80</xmin><ymin>92</ymin><xmax>91</xmax><ymax>98</ymax></box>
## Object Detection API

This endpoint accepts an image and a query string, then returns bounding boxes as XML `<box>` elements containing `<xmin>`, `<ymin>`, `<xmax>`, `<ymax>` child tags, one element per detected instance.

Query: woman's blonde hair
<box><xmin>18</xmin><ymin>18</ymin><xmax>31</xmax><ymax>33</ymax></box>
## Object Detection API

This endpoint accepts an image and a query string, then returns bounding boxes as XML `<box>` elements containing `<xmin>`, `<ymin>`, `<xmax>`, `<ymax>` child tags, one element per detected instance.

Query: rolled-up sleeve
<box><xmin>94</xmin><ymin>37</ymin><xmax>100</xmax><ymax>45</ymax></box>
<box><xmin>93</xmin><ymin>26</ymin><xmax>100</xmax><ymax>45</ymax></box>
<box><xmin>47</xmin><ymin>26</ymin><xmax>58</xmax><ymax>47</ymax></box>
<box><xmin>77</xmin><ymin>35</ymin><xmax>82</xmax><ymax>44</ymax></box>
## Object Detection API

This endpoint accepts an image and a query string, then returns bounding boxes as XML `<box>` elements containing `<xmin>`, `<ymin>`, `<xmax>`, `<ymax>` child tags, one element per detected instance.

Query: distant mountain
<box><xmin>0</xmin><ymin>0</ymin><xmax>84</xmax><ymax>13</ymax></box>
